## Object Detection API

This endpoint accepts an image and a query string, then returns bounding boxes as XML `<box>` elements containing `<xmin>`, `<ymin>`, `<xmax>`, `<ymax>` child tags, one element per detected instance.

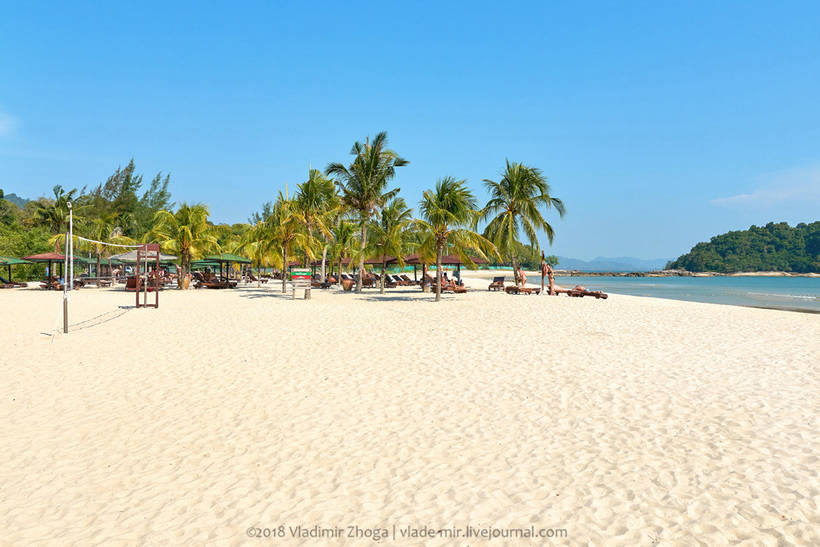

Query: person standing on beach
<box><xmin>547</xmin><ymin>263</ymin><xmax>555</xmax><ymax>295</ymax></box>
<box><xmin>540</xmin><ymin>251</ymin><xmax>555</xmax><ymax>295</ymax></box>
<box><xmin>517</xmin><ymin>266</ymin><xmax>527</xmax><ymax>287</ymax></box>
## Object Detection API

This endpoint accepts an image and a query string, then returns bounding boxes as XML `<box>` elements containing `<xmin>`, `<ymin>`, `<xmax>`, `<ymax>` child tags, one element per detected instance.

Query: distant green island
<box><xmin>667</xmin><ymin>222</ymin><xmax>820</xmax><ymax>273</ymax></box>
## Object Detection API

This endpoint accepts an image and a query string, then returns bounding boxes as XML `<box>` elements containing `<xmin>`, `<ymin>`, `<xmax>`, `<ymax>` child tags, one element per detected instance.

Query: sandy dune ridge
<box><xmin>1</xmin><ymin>279</ymin><xmax>818</xmax><ymax>545</ymax></box>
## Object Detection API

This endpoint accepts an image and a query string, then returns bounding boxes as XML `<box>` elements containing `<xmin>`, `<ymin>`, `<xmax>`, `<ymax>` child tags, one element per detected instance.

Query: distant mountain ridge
<box><xmin>556</xmin><ymin>256</ymin><xmax>671</xmax><ymax>272</ymax></box>
<box><xmin>0</xmin><ymin>192</ymin><xmax>30</xmax><ymax>208</ymax></box>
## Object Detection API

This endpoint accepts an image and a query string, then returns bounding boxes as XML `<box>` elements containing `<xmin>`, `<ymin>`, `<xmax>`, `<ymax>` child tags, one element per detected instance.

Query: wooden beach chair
<box><xmin>505</xmin><ymin>285</ymin><xmax>541</xmax><ymax>295</ymax></box>
<box><xmin>488</xmin><ymin>276</ymin><xmax>505</xmax><ymax>291</ymax></box>
<box><xmin>555</xmin><ymin>286</ymin><xmax>608</xmax><ymax>299</ymax></box>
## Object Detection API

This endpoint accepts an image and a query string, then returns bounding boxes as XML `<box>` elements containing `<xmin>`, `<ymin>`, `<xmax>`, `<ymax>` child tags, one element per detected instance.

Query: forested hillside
<box><xmin>667</xmin><ymin>222</ymin><xmax>820</xmax><ymax>273</ymax></box>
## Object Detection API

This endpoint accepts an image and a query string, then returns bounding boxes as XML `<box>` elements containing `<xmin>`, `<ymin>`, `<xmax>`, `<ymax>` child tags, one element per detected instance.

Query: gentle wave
<box><xmin>747</xmin><ymin>292</ymin><xmax>819</xmax><ymax>301</ymax></box>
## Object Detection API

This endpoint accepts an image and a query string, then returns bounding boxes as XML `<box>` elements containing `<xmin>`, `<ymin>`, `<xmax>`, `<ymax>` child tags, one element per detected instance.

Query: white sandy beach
<box><xmin>1</xmin><ymin>279</ymin><xmax>818</xmax><ymax>545</ymax></box>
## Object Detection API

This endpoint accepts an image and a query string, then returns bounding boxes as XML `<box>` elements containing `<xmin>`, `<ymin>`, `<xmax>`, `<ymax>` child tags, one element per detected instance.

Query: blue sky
<box><xmin>1</xmin><ymin>1</ymin><xmax>818</xmax><ymax>260</ymax></box>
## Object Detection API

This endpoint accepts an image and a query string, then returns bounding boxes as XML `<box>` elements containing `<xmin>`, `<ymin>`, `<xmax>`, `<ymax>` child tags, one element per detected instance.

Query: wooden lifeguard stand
<box><xmin>135</xmin><ymin>243</ymin><xmax>160</xmax><ymax>308</ymax></box>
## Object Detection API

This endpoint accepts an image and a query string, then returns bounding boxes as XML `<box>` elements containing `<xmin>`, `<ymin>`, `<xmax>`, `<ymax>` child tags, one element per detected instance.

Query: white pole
<box><xmin>68</xmin><ymin>201</ymin><xmax>74</xmax><ymax>291</ymax></box>
<box><xmin>63</xmin><ymin>231</ymin><xmax>69</xmax><ymax>333</ymax></box>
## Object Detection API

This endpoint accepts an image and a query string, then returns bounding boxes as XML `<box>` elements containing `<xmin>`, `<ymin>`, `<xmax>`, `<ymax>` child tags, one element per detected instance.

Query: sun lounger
<box><xmin>488</xmin><ymin>276</ymin><xmax>505</xmax><ymax>291</ymax></box>
<box><xmin>0</xmin><ymin>275</ymin><xmax>25</xmax><ymax>288</ymax></box>
<box><xmin>505</xmin><ymin>285</ymin><xmax>541</xmax><ymax>295</ymax></box>
<box><xmin>556</xmin><ymin>286</ymin><xmax>608</xmax><ymax>299</ymax></box>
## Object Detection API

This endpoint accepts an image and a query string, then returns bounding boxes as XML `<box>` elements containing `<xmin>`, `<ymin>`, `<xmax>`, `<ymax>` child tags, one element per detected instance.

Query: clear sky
<box><xmin>1</xmin><ymin>1</ymin><xmax>818</xmax><ymax>260</ymax></box>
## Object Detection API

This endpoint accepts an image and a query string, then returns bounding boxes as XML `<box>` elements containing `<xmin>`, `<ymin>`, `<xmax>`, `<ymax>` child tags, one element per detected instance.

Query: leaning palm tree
<box><xmin>147</xmin><ymin>203</ymin><xmax>218</xmax><ymax>288</ymax></box>
<box><xmin>418</xmin><ymin>177</ymin><xmax>498</xmax><ymax>302</ymax></box>
<box><xmin>367</xmin><ymin>197</ymin><xmax>413</xmax><ymax>293</ymax></box>
<box><xmin>480</xmin><ymin>160</ymin><xmax>565</xmax><ymax>283</ymax></box>
<box><xmin>326</xmin><ymin>131</ymin><xmax>408</xmax><ymax>292</ymax></box>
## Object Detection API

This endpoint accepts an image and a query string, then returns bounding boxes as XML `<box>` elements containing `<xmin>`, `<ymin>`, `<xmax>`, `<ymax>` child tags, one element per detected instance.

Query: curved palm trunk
<box><xmin>282</xmin><ymin>246</ymin><xmax>288</xmax><ymax>293</ymax></box>
<box><xmin>96</xmin><ymin>252</ymin><xmax>102</xmax><ymax>282</ymax></box>
<box><xmin>380</xmin><ymin>258</ymin><xmax>386</xmax><ymax>294</ymax></box>
<box><xmin>435</xmin><ymin>245</ymin><xmax>443</xmax><ymax>302</ymax></box>
<box><xmin>511</xmin><ymin>253</ymin><xmax>520</xmax><ymax>286</ymax></box>
<box><xmin>321</xmin><ymin>244</ymin><xmax>328</xmax><ymax>282</ymax></box>
<box><xmin>357</xmin><ymin>221</ymin><xmax>366</xmax><ymax>293</ymax></box>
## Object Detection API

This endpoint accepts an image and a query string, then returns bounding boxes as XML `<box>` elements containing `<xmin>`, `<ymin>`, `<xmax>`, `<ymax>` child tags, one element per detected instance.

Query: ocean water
<box><xmin>552</xmin><ymin>275</ymin><xmax>820</xmax><ymax>313</ymax></box>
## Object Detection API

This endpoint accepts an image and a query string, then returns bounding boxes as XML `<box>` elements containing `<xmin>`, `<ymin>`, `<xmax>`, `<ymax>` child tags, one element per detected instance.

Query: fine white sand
<box><xmin>1</xmin><ymin>280</ymin><xmax>818</xmax><ymax>545</ymax></box>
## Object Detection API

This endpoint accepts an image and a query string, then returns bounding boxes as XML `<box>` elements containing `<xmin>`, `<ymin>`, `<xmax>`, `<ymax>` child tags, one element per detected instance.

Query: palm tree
<box><xmin>326</xmin><ymin>131</ymin><xmax>408</xmax><ymax>292</ymax></box>
<box><xmin>481</xmin><ymin>160</ymin><xmax>565</xmax><ymax>283</ymax></box>
<box><xmin>268</xmin><ymin>191</ymin><xmax>308</xmax><ymax>293</ymax></box>
<box><xmin>295</xmin><ymin>168</ymin><xmax>338</xmax><ymax>283</ymax></box>
<box><xmin>238</xmin><ymin>220</ymin><xmax>282</xmax><ymax>287</ymax></box>
<box><xmin>33</xmin><ymin>185</ymin><xmax>80</xmax><ymax>250</ymax></box>
<box><xmin>368</xmin><ymin>198</ymin><xmax>413</xmax><ymax>293</ymax></box>
<box><xmin>329</xmin><ymin>218</ymin><xmax>357</xmax><ymax>286</ymax></box>
<box><xmin>148</xmin><ymin>203</ymin><xmax>218</xmax><ymax>288</ymax></box>
<box><xmin>418</xmin><ymin>177</ymin><xmax>498</xmax><ymax>302</ymax></box>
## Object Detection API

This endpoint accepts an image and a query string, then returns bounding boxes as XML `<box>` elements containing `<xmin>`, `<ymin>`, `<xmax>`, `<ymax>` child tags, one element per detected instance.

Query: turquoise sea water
<box><xmin>553</xmin><ymin>275</ymin><xmax>820</xmax><ymax>313</ymax></box>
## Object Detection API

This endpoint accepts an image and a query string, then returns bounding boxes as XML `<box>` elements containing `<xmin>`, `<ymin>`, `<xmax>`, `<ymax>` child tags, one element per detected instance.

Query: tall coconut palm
<box><xmin>367</xmin><ymin>197</ymin><xmax>413</xmax><ymax>293</ymax></box>
<box><xmin>326</xmin><ymin>131</ymin><xmax>408</xmax><ymax>292</ymax></box>
<box><xmin>295</xmin><ymin>168</ymin><xmax>338</xmax><ymax>283</ymax></box>
<box><xmin>418</xmin><ymin>177</ymin><xmax>498</xmax><ymax>302</ymax></box>
<box><xmin>148</xmin><ymin>203</ymin><xmax>218</xmax><ymax>288</ymax></box>
<box><xmin>480</xmin><ymin>160</ymin><xmax>565</xmax><ymax>283</ymax></box>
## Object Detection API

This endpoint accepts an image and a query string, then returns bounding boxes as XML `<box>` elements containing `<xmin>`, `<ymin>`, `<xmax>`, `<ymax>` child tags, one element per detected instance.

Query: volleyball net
<box><xmin>52</xmin><ymin>236</ymin><xmax>161</xmax><ymax>337</ymax></box>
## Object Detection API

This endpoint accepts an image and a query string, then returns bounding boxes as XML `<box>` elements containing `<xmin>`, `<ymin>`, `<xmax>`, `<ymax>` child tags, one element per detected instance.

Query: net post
<box><xmin>63</xmin><ymin>231</ymin><xmax>69</xmax><ymax>333</ymax></box>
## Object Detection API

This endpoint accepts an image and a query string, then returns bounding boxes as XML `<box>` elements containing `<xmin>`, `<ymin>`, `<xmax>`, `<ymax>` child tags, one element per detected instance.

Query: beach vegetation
<box><xmin>668</xmin><ymin>222</ymin><xmax>820</xmax><ymax>273</ymax></box>
<box><xmin>480</xmin><ymin>160</ymin><xmax>565</xmax><ymax>283</ymax></box>
<box><xmin>147</xmin><ymin>203</ymin><xmax>219</xmax><ymax>286</ymax></box>
<box><xmin>326</xmin><ymin>131</ymin><xmax>408</xmax><ymax>292</ymax></box>
<box><xmin>417</xmin><ymin>177</ymin><xmax>499</xmax><ymax>301</ymax></box>
<box><xmin>367</xmin><ymin>197</ymin><xmax>414</xmax><ymax>293</ymax></box>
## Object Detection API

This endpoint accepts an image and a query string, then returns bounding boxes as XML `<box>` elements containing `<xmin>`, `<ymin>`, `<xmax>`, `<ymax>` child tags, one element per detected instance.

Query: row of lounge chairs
<box><xmin>0</xmin><ymin>275</ymin><xmax>26</xmax><ymax>289</ymax></box>
<box><xmin>337</xmin><ymin>273</ymin><xmax>421</xmax><ymax>289</ymax></box>
<box><xmin>38</xmin><ymin>278</ymin><xmax>85</xmax><ymax>290</ymax></box>
<box><xmin>489</xmin><ymin>276</ymin><xmax>608</xmax><ymax>299</ymax></box>
<box><xmin>192</xmin><ymin>272</ymin><xmax>237</xmax><ymax>289</ymax></box>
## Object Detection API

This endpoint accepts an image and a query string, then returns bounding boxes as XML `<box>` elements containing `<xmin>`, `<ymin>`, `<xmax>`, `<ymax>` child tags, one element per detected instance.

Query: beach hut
<box><xmin>109</xmin><ymin>250</ymin><xmax>179</xmax><ymax>264</ymax></box>
<box><xmin>0</xmin><ymin>256</ymin><xmax>31</xmax><ymax>284</ymax></box>
<box><xmin>202</xmin><ymin>253</ymin><xmax>252</xmax><ymax>285</ymax></box>
<box><xmin>23</xmin><ymin>252</ymin><xmax>71</xmax><ymax>288</ymax></box>
<box><xmin>402</xmin><ymin>253</ymin><xmax>488</xmax><ymax>282</ymax></box>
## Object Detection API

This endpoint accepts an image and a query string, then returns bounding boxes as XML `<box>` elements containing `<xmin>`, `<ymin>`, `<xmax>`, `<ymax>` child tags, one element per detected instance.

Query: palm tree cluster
<box><xmin>14</xmin><ymin>133</ymin><xmax>564</xmax><ymax>300</ymax></box>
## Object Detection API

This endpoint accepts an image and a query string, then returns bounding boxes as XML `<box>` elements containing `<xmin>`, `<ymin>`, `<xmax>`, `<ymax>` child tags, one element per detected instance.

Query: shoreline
<box><xmin>552</xmin><ymin>270</ymin><xmax>820</xmax><ymax>278</ymax></box>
